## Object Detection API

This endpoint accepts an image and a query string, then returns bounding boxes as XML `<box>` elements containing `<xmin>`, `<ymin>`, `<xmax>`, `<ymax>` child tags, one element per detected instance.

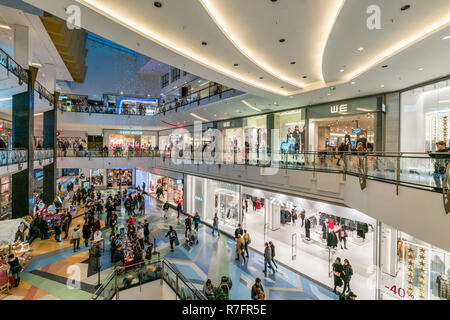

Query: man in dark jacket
<box><xmin>185</xmin><ymin>216</ymin><xmax>192</xmax><ymax>237</ymax></box>
<box><xmin>251</xmin><ymin>278</ymin><xmax>264</xmax><ymax>300</ymax></box>
<box><xmin>176</xmin><ymin>202</ymin><xmax>182</xmax><ymax>219</ymax></box>
<box><xmin>428</xmin><ymin>141</ymin><xmax>450</xmax><ymax>189</ymax></box>
<box><xmin>82</xmin><ymin>223</ymin><xmax>91</xmax><ymax>247</ymax></box>
<box><xmin>332</xmin><ymin>257</ymin><xmax>344</xmax><ymax>293</ymax></box>
<box><xmin>234</xmin><ymin>224</ymin><xmax>244</xmax><ymax>239</ymax></box>
<box><xmin>112</xmin><ymin>244</ymin><xmax>124</xmax><ymax>265</ymax></box>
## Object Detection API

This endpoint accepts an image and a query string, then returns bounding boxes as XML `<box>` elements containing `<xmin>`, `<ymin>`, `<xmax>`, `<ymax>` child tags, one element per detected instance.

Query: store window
<box><xmin>90</xmin><ymin>169</ymin><xmax>104</xmax><ymax>186</ymax></box>
<box><xmin>0</xmin><ymin>176</ymin><xmax>11</xmax><ymax>220</ymax></box>
<box><xmin>274</xmin><ymin>109</ymin><xmax>306</xmax><ymax>158</ymax></box>
<box><xmin>307</xmin><ymin>97</ymin><xmax>381</xmax><ymax>152</ymax></box>
<box><xmin>167</xmin><ymin>178</ymin><xmax>183</xmax><ymax>206</ymax></box>
<box><xmin>401</xmin><ymin>80</ymin><xmax>450</xmax><ymax>152</ymax></box>
<box><xmin>106</xmin><ymin>169</ymin><xmax>133</xmax><ymax>188</ymax></box>
<box><xmin>186</xmin><ymin>175</ymin><xmax>240</xmax><ymax>235</ymax></box>
<box><xmin>0</xmin><ymin>119</ymin><xmax>12</xmax><ymax>147</ymax></box>
<box><xmin>161</xmin><ymin>73</ymin><xmax>169</xmax><ymax>88</ymax></box>
<box><xmin>171</xmin><ymin>68</ymin><xmax>180</xmax><ymax>82</ymax></box>
<box><xmin>149</xmin><ymin>174</ymin><xmax>167</xmax><ymax>202</ymax></box>
<box><xmin>380</xmin><ymin>223</ymin><xmax>449</xmax><ymax>300</ymax></box>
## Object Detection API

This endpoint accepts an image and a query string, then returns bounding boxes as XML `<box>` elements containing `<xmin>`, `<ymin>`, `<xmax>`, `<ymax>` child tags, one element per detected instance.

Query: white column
<box><xmin>13</xmin><ymin>24</ymin><xmax>29</xmax><ymax>68</ymax></box>
<box><xmin>41</xmin><ymin>63</ymin><xmax>56</xmax><ymax>93</ymax></box>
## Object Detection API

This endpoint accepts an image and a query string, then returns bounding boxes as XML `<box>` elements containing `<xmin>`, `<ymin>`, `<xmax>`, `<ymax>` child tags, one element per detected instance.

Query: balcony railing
<box><xmin>92</xmin><ymin>258</ymin><xmax>206</xmax><ymax>300</ymax></box>
<box><xmin>58</xmin><ymin>148</ymin><xmax>450</xmax><ymax>192</ymax></box>
<box><xmin>34</xmin><ymin>148</ymin><xmax>54</xmax><ymax>161</ymax></box>
<box><xmin>0</xmin><ymin>48</ymin><xmax>54</xmax><ymax>107</ymax></box>
<box><xmin>0</xmin><ymin>149</ymin><xmax>27</xmax><ymax>167</ymax></box>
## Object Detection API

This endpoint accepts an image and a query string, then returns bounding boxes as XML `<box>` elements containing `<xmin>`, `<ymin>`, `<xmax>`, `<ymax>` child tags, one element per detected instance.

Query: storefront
<box><xmin>106</xmin><ymin>169</ymin><xmax>133</xmax><ymax>188</ymax></box>
<box><xmin>380</xmin><ymin>223</ymin><xmax>449</xmax><ymax>300</ymax></box>
<box><xmin>274</xmin><ymin>109</ymin><xmax>306</xmax><ymax>155</ymax></box>
<box><xmin>185</xmin><ymin>175</ymin><xmax>240</xmax><ymax>235</ymax></box>
<box><xmin>0</xmin><ymin>119</ymin><xmax>12</xmax><ymax>147</ymax></box>
<box><xmin>89</xmin><ymin>169</ymin><xmax>104</xmax><ymax>186</ymax></box>
<box><xmin>147</xmin><ymin>170</ymin><xmax>184</xmax><ymax>206</ymax></box>
<box><xmin>307</xmin><ymin>96</ymin><xmax>383</xmax><ymax>152</ymax></box>
<box><xmin>400</xmin><ymin>79</ymin><xmax>450</xmax><ymax>152</ymax></box>
<box><xmin>135</xmin><ymin>169</ymin><xmax>150</xmax><ymax>193</ymax></box>
<box><xmin>104</xmin><ymin>129</ymin><xmax>158</xmax><ymax>152</ymax></box>
<box><xmin>149</xmin><ymin>173</ymin><xmax>167</xmax><ymax>201</ymax></box>
<box><xmin>0</xmin><ymin>176</ymin><xmax>11</xmax><ymax>220</ymax></box>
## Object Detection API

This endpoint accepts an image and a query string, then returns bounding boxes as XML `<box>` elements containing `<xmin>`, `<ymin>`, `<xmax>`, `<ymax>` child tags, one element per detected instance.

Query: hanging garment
<box><xmin>328</xmin><ymin>218</ymin><xmax>335</xmax><ymax>230</ymax></box>
<box><xmin>305</xmin><ymin>219</ymin><xmax>311</xmax><ymax>239</ymax></box>
<box><xmin>322</xmin><ymin>223</ymin><xmax>328</xmax><ymax>239</ymax></box>
<box><xmin>256</xmin><ymin>199</ymin><xmax>261</xmax><ymax>210</ymax></box>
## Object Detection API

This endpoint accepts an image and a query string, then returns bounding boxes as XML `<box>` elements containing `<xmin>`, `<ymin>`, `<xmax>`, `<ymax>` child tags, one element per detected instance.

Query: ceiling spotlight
<box><xmin>380</xmin><ymin>84</ymin><xmax>385</xmax><ymax>88</ymax></box>
<box><xmin>201</xmin><ymin>41</ymin><xmax>207</xmax><ymax>46</ymax></box>
<box><xmin>279</xmin><ymin>39</ymin><xmax>285</xmax><ymax>43</ymax></box>
<box><xmin>357</xmin><ymin>47</ymin><xmax>364</xmax><ymax>51</ymax></box>
<box><xmin>290</xmin><ymin>61</ymin><xmax>296</xmax><ymax>65</ymax></box>
<box><xmin>154</xmin><ymin>1</ymin><xmax>162</xmax><ymax>8</ymax></box>
<box><xmin>351</xmin><ymin>81</ymin><xmax>356</xmax><ymax>85</ymax></box>
<box><xmin>400</xmin><ymin>4</ymin><xmax>411</xmax><ymax>11</ymax></box>
<box><xmin>443</xmin><ymin>35</ymin><xmax>450</xmax><ymax>40</ymax></box>
<box><xmin>233</xmin><ymin>63</ymin><xmax>239</xmax><ymax>66</ymax></box>
<box><xmin>327</xmin><ymin>93</ymin><xmax>331</xmax><ymax>96</ymax></box>
<box><xmin>381</xmin><ymin>65</ymin><xmax>388</xmax><ymax>68</ymax></box>
<box><xmin>339</xmin><ymin>69</ymin><xmax>345</xmax><ymax>73</ymax></box>
<box><xmin>418</xmin><ymin>67</ymin><xmax>423</xmax><ymax>71</ymax></box>
<box><xmin>0</xmin><ymin>24</ymin><xmax>11</xmax><ymax>30</ymax></box>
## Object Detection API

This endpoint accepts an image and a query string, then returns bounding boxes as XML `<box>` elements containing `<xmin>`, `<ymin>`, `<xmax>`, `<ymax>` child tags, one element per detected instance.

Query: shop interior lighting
<box><xmin>443</xmin><ymin>35</ymin><xmax>450</xmax><ymax>40</ymax></box>
<box><xmin>242</xmin><ymin>100</ymin><xmax>262</xmax><ymax>112</ymax></box>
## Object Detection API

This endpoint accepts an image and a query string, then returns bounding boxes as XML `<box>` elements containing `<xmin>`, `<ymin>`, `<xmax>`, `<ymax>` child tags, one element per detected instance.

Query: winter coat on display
<box><xmin>327</xmin><ymin>232</ymin><xmax>338</xmax><ymax>248</ymax></box>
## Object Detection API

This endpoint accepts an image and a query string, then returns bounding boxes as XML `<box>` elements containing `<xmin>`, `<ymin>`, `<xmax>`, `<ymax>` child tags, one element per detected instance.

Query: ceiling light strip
<box><xmin>199</xmin><ymin>0</ymin><xmax>305</xmax><ymax>89</ymax></box>
<box><xmin>77</xmin><ymin>0</ymin><xmax>290</xmax><ymax>96</ymax></box>
<box><xmin>346</xmin><ymin>20</ymin><xmax>450</xmax><ymax>81</ymax></box>
<box><xmin>241</xmin><ymin>100</ymin><xmax>262</xmax><ymax>112</ymax></box>
<box><xmin>0</xmin><ymin>97</ymin><xmax>12</xmax><ymax>101</ymax></box>
<box><xmin>190</xmin><ymin>112</ymin><xmax>209</xmax><ymax>122</ymax></box>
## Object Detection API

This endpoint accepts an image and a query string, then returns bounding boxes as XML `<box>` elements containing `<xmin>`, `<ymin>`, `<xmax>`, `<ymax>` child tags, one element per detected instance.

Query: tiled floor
<box><xmin>2</xmin><ymin>187</ymin><xmax>338</xmax><ymax>300</ymax></box>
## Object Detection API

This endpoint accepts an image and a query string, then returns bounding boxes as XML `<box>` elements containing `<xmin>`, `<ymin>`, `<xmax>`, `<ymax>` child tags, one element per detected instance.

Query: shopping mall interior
<box><xmin>0</xmin><ymin>0</ymin><xmax>449</xmax><ymax>306</ymax></box>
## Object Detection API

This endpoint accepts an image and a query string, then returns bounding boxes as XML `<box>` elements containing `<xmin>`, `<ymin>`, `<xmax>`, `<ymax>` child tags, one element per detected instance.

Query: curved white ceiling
<box><xmin>22</xmin><ymin>0</ymin><xmax>450</xmax><ymax>99</ymax></box>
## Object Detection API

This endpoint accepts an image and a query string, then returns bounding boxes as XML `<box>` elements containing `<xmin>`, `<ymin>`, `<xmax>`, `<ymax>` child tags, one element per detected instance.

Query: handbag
<box><xmin>70</xmin><ymin>239</ymin><xmax>74</xmax><ymax>244</ymax></box>
<box><xmin>174</xmin><ymin>237</ymin><xmax>180</xmax><ymax>246</ymax></box>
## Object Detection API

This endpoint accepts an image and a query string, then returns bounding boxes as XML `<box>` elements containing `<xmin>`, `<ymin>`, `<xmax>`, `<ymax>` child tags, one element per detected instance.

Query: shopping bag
<box><xmin>174</xmin><ymin>237</ymin><xmax>180</xmax><ymax>246</ymax></box>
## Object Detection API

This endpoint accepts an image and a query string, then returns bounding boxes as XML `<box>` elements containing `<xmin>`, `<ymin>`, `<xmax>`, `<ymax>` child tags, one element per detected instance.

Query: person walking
<box><xmin>428</xmin><ymin>141</ymin><xmax>450</xmax><ymax>190</ymax></box>
<box><xmin>165</xmin><ymin>226</ymin><xmax>178</xmax><ymax>252</ymax></box>
<box><xmin>342</xmin><ymin>259</ymin><xmax>353</xmax><ymax>294</ymax></box>
<box><xmin>212</xmin><ymin>213</ymin><xmax>219</xmax><ymax>238</ymax></box>
<box><xmin>163</xmin><ymin>201</ymin><xmax>170</xmax><ymax>220</ymax></box>
<box><xmin>143</xmin><ymin>220</ymin><xmax>150</xmax><ymax>244</ymax></box>
<box><xmin>82</xmin><ymin>222</ymin><xmax>91</xmax><ymax>247</ymax></box>
<box><xmin>269</xmin><ymin>241</ymin><xmax>278</xmax><ymax>269</ymax></box>
<box><xmin>234</xmin><ymin>224</ymin><xmax>244</xmax><ymax>239</ymax></box>
<box><xmin>193</xmin><ymin>212</ymin><xmax>201</xmax><ymax>232</ymax></box>
<box><xmin>332</xmin><ymin>257</ymin><xmax>344</xmax><ymax>293</ymax></box>
<box><xmin>251</xmin><ymin>278</ymin><xmax>264</xmax><ymax>300</ymax></box>
<box><xmin>54</xmin><ymin>220</ymin><xmax>62</xmax><ymax>242</ymax></box>
<box><xmin>235</xmin><ymin>234</ymin><xmax>246</xmax><ymax>263</ymax></box>
<box><xmin>263</xmin><ymin>242</ymin><xmax>276</xmax><ymax>274</ymax></box>
<box><xmin>72</xmin><ymin>224</ymin><xmax>82</xmax><ymax>252</ymax></box>
<box><xmin>185</xmin><ymin>216</ymin><xmax>192</xmax><ymax>237</ymax></box>
<box><xmin>243</xmin><ymin>230</ymin><xmax>250</xmax><ymax>258</ymax></box>
<box><xmin>176</xmin><ymin>201</ymin><xmax>182</xmax><ymax>219</ymax></box>
<box><xmin>139</xmin><ymin>196</ymin><xmax>145</xmax><ymax>215</ymax></box>
<box><xmin>203</xmin><ymin>279</ymin><xmax>215</xmax><ymax>300</ymax></box>
<box><xmin>8</xmin><ymin>254</ymin><xmax>22</xmax><ymax>287</ymax></box>
<box><xmin>337</xmin><ymin>225</ymin><xmax>348</xmax><ymax>249</ymax></box>
<box><xmin>137</xmin><ymin>224</ymin><xmax>145</xmax><ymax>250</ymax></box>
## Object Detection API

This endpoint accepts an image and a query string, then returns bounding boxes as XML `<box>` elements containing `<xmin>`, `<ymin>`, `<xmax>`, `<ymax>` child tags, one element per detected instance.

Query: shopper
<box><xmin>54</xmin><ymin>220</ymin><xmax>62</xmax><ymax>242</ymax></box>
<box><xmin>176</xmin><ymin>201</ymin><xmax>182</xmax><ymax>219</ymax></box>
<box><xmin>428</xmin><ymin>141</ymin><xmax>450</xmax><ymax>189</ymax></box>
<box><xmin>269</xmin><ymin>241</ymin><xmax>278</xmax><ymax>269</ymax></box>
<box><xmin>137</xmin><ymin>225</ymin><xmax>145</xmax><ymax>250</ymax></box>
<box><xmin>112</xmin><ymin>244</ymin><xmax>124</xmax><ymax>265</ymax></box>
<box><xmin>8</xmin><ymin>254</ymin><xmax>22</xmax><ymax>287</ymax></box>
<box><xmin>165</xmin><ymin>226</ymin><xmax>178</xmax><ymax>252</ymax></box>
<box><xmin>139</xmin><ymin>196</ymin><xmax>145</xmax><ymax>215</ymax></box>
<box><xmin>243</xmin><ymin>230</ymin><xmax>250</xmax><ymax>258</ymax></box>
<box><xmin>235</xmin><ymin>234</ymin><xmax>246</xmax><ymax>263</ymax></box>
<box><xmin>212</xmin><ymin>213</ymin><xmax>219</xmax><ymax>237</ymax></box>
<box><xmin>193</xmin><ymin>212</ymin><xmax>201</xmax><ymax>232</ymax></box>
<box><xmin>203</xmin><ymin>279</ymin><xmax>215</xmax><ymax>300</ymax></box>
<box><xmin>251</xmin><ymin>278</ymin><xmax>264</xmax><ymax>300</ymax></box>
<box><xmin>163</xmin><ymin>201</ymin><xmax>170</xmax><ymax>220</ymax></box>
<box><xmin>185</xmin><ymin>216</ymin><xmax>192</xmax><ymax>237</ymax></box>
<box><xmin>72</xmin><ymin>224</ymin><xmax>82</xmax><ymax>252</ymax></box>
<box><xmin>263</xmin><ymin>242</ymin><xmax>276</xmax><ymax>274</ymax></box>
<box><xmin>342</xmin><ymin>259</ymin><xmax>353</xmax><ymax>294</ymax></box>
<box><xmin>143</xmin><ymin>220</ymin><xmax>150</xmax><ymax>243</ymax></box>
<box><xmin>234</xmin><ymin>224</ymin><xmax>244</xmax><ymax>239</ymax></box>
<box><xmin>332</xmin><ymin>257</ymin><xmax>344</xmax><ymax>293</ymax></box>
<box><xmin>337</xmin><ymin>225</ymin><xmax>348</xmax><ymax>249</ymax></box>
<box><xmin>82</xmin><ymin>222</ymin><xmax>91</xmax><ymax>247</ymax></box>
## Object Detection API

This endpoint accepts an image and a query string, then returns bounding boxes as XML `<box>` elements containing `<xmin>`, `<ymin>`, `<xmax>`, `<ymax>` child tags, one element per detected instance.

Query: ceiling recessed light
<box><xmin>154</xmin><ymin>1</ymin><xmax>162</xmax><ymax>8</ymax></box>
<box><xmin>380</xmin><ymin>84</ymin><xmax>385</xmax><ymax>88</ymax></box>
<box><xmin>201</xmin><ymin>41</ymin><xmax>207</xmax><ymax>46</ymax></box>
<box><xmin>418</xmin><ymin>67</ymin><xmax>423</xmax><ymax>71</ymax></box>
<box><xmin>279</xmin><ymin>39</ymin><xmax>285</xmax><ymax>43</ymax></box>
<box><xmin>233</xmin><ymin>63</ymin><xmax>239</xmax><ymax>66</ymax></box>
<box><xmin>443</xmin><ymin>36</ymin><xmax>450</xmax><ymax>40</ymax></box>
<box><xmin>224</xmin><ymin>112</ymin><xmax>228</xmax><ymax>115</ymax></box>
<box><xmin>0</xmin><ymin>24</ymin><xmax>11</xmax><ymax>30</ymax></box>
<box><xmin>290</xmin><ymin>61</ymin><xmax>296</xmax><ymax>65</ymax></box>
<box><xmin>327</xmin><ymin>93</ymin><xmax>331</xmax><ymax>96</ymax></box>
<box><xmin>351</xmin><ymin>81</ymin><xmax>356</xmax><ymax>85</ymax></box>
<box><xmin>339</xmin><ymin>69</ymin><xmax>345</xmax><ymax>73</ymax></box>
<box><xmin>357</xmin><ymin>47</ymin><xmax>364</xmax><ymax>51</ymax></box>
<box><xmin>400</xmin><ymin>4</ymin><xmax>411</xmax><ymax>11</ymax></box>
<box><xmin>381</xmin><ymin>65</ymin><xmax>388</xmax><ymax>68</ymax></box>
<box><xmin>213</xmin><ymin>114</ymin><xmax>217</xmax><ymax>117</ymax></box>
<box><xmin>289</xmin><ymin>96</ymin><xmax>293</xmax><ymax>99</ymax></box>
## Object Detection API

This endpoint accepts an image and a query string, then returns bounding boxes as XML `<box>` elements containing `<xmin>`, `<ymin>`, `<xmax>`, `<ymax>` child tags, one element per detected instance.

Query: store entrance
<box><xmin>309</xmin><ymin>113</ymin><xmax>376</xmax><ymax>151</ymax></box>
<box><xmin>106</xmin><ymin>169</ymin><xmax>133</xmax><ymax>188</ymax></box>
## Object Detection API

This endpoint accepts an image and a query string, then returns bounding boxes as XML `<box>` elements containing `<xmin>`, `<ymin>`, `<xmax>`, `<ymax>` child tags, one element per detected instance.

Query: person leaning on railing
<box><xmin>427</xmin><ymin>141</ymin><xmax>450</xmax><ymax>190</ymax></box>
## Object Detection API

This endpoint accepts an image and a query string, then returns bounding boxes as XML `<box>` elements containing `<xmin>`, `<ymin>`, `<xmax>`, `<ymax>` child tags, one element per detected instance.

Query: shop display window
<box><xmin>275</xmin><ymin>109</ymin><xmax>306</xmax><ymax>156</ymax></box>
<box><xmin>90</xmin><ymin>169</ymin><xmax>104</xmax><ymax>186</ymax></box>
<box><xmin>0</xmin><ymin>176</ymin><xmax>11</xmax><ymax>220</ymax></box>
<box><xmin>106</xmin><ymin>169</ymin><xmax>133</xmax><ymax>188</ymax></box>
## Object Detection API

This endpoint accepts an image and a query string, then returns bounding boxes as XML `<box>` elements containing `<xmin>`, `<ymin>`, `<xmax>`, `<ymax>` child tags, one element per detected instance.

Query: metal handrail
<box><xmin>162</xmin><ymin>259</ymin><xmax>207</xmax><ymax>300</ymax></box>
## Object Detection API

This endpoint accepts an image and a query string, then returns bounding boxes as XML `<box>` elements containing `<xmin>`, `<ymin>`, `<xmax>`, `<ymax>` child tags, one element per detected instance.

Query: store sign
<box><xmin>352</xmin><ymin>128</ymin><xmax>361</xmax><ymax>133</ymax></box>
<box><xmin>119</xmin><ymin>130</ymin><xmax>143</xmax><ymax>135</ymax></box>
<box><xmin>270</xmin><ymin>197</ymin><xmax>296</xmax><ymax>208</ymax></box>
<box><xmin>194</xmin><ymin>196</ymin><xmax>203</xmax><ymax>202</ymax></box>
<box><xmin>176</xmin><ymin>179</ymin><xmax>183</xmax><ymax>184</ymax></box>
<box><xmin>330</xmin><ymin>104</ymin><xmax>348</xmax><ymax>114</ymax></box>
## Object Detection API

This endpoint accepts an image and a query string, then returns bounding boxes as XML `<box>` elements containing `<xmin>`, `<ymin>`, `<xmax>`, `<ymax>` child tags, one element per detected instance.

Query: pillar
<box><xmin>42</xmin><ymin>106</ymin><xmax>57</xmax><ymax>205</ymax></box>
<box><xmin>11</xmin><ymin>68</ymin><xmax>35</xmax><ymax>218</ymax></box>
<box><xmin>13</xmin><ymin>24</ymin><xmax>29</xmax><ymax>68</ymax></box>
